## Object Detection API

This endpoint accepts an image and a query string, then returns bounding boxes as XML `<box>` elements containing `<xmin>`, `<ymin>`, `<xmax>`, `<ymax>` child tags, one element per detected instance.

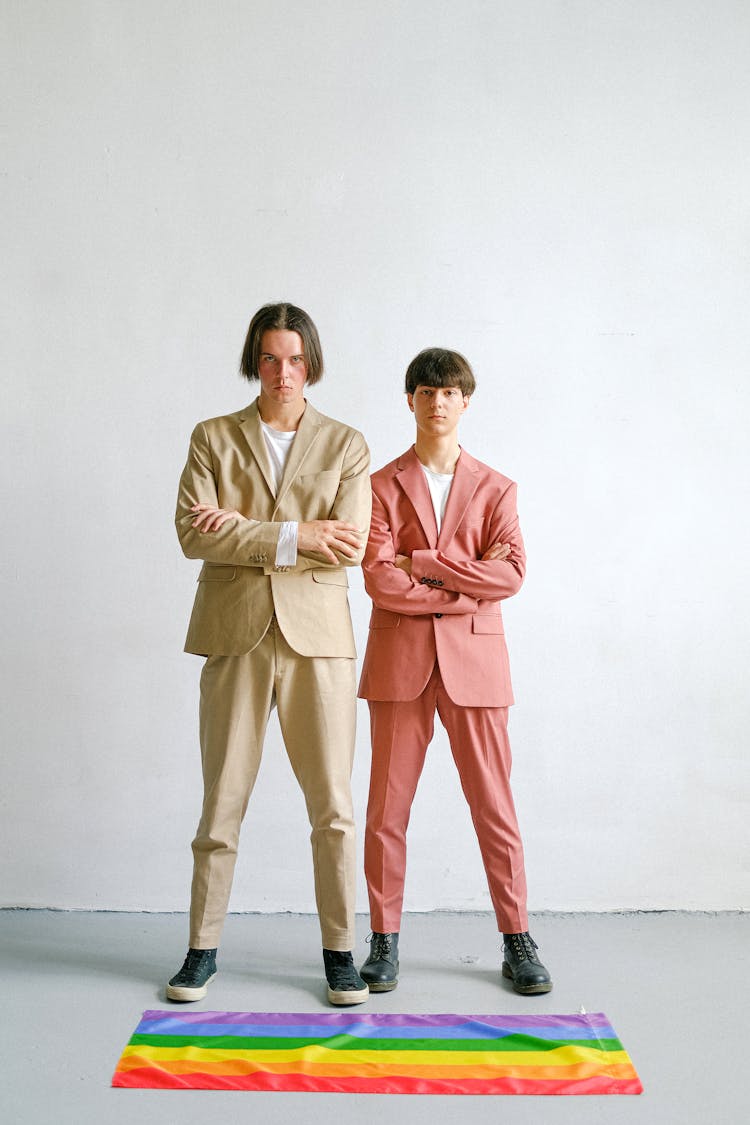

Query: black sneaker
<box><xmin>323</xmin><ymin>949</ymin><xmax>369</xmax><ymax>1006</ymax></box>
<box><xmin>360</xmin><ymin>932</ymin><xmax>399</xmax><ymax>992</ymax></box>
<box><xmin>166</xmin><ymin>948</ymin><xmax>217</xmax><ymax>1001</ymax></box>
<box><xmin>501</xmin><ymin>932</ymin><xmax>553</xmax><ymax>995</ymax></box>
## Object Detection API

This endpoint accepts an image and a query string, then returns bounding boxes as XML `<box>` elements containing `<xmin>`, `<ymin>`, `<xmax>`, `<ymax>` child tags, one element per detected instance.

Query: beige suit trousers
<box><xmin>189</xmin><ymin>619</ymin><xmax>357</xmax><ymax>950</ymax></box>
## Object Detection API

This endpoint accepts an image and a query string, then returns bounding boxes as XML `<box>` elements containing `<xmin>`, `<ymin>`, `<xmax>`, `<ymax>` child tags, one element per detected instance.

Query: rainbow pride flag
<box><xmin>112</xmin><ymin>1010</ymin><xmax>642</xmax><ymax>1094</ymax></box>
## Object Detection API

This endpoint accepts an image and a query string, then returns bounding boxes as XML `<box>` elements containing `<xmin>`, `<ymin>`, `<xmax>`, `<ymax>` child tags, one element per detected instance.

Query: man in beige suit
<box><xmin>166</xmin><ymin>302</ymin><xmax>372</xmax><ymax>1005</ymax></box>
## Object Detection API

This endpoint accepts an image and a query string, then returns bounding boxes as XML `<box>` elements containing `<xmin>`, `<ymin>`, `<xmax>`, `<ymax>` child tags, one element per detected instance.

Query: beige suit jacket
<box><xmin>176</xmin><ymin>399</ymin><xmax>371</xmax><ymax>658</ymax></box>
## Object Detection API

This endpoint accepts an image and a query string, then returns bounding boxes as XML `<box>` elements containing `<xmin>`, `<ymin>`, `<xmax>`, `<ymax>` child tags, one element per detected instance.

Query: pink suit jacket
<box><xmin>357</xmin><ymin>446</ymin><xmax>526</xmax><ymax>707</ymax></box>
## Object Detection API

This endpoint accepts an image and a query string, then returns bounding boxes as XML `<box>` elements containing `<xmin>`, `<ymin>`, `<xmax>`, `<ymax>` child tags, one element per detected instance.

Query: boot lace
<box><xmin>368</xmin><ymin>932</ymin><xmax>394</xmax><ymax>962</ymax></box>
<box><xmin>506</xmin><ymin>933</ymin><xmax>540</xmax><ymax>963</ymax></box>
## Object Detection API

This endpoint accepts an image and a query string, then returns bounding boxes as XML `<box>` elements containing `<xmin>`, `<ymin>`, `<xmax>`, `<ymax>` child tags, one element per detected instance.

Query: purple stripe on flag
<box><xmin>136</xmin><ymin>1011</ymin><xmax>616</xmax><ymax>1040</ymax></box>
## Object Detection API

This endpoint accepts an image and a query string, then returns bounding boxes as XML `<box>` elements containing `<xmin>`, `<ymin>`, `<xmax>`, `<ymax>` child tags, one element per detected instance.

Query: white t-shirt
<box><xmin>421</xmin><ymin>464</ymin><xmax>454</xmax><ymax>534</ymax></box>
<box><xmin>261</xmin><ymin>421</ymin><xmax>298</xmax><ymax>566</ymax></box>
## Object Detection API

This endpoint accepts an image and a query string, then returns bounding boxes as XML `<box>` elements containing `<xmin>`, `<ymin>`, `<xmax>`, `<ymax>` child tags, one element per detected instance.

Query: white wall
<box><xmin>2</xmin><ymin>0</ymin><xmax>748</xmax><ymax>916</ymax></box>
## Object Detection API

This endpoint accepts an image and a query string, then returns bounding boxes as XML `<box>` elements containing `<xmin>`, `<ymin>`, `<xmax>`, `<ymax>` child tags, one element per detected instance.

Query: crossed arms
<box><xmin>362</xmin><ymin>482</ymin><xmax>526</xmax><ymax>616</ymax></box>
<box><xmin>176</xmin><ymin>422</ymin><xmax>370</xmax><ymax>569</ymax></box>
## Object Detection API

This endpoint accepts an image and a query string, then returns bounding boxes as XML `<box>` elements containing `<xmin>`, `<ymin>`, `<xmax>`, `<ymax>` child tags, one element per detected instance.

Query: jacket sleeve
<box><xmin>362</xmin><ymin>491</ymin><xmax>478</xmax><ymax>616</ymax></box>
<box><xmin>175</xmin><ymin>422</ymin><xmax>282</xmax><ymax>566</ymax></box>
<box><xmin>410</xmin><ymin>481</ymin><xmax>526</xmax><ymax>599</ymax></box>
<box><xmin>286</xmin><ymin>428</ymin><xmax>372</xmax><ymax>574</ymax></box>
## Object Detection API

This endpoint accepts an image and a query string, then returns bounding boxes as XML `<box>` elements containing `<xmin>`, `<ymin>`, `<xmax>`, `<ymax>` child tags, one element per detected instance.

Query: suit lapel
<box><xmin>237</xmin><ymin>399</ymin><xmax>324</xmax><ymax>513</ymax></box>
<box><xmin>395</xmin><ymin>447</ymin><xmax>438</xmax><ymax>548</ymax></box>
<box><xmin>237</xmin><ymin>400</ymin><xmax>276</xmax><ymax>500</ymax></box>
<box><xmin>437</xmin><ymin>449</ymin><xmax>480</xmax><ymax>549</ymax></box>
<box><xmin>273</xmin><ymin>400</ymin><xmax>323</xmax><ymax>513</ymax></box>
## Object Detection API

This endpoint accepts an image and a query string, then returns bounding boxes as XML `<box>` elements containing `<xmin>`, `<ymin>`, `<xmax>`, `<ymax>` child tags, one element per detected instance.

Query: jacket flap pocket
<box><xmin>370</xmin><ymin>608</ymin><xmax>400</xmax><ymax>629</ymax></box>
<box><xmin>472</xmin><ymin>613</ymin><xmax>503</xmax><ymax>635</ymax></box>
<box><xmin>311</xmin><ymin>567</ymin><xmax>349</xmax><ymax>587</ymax></box>
<box><xmin>198</xmin><ymin>565</ymin><xmax>237</xmax><ymax>582</ymax></box>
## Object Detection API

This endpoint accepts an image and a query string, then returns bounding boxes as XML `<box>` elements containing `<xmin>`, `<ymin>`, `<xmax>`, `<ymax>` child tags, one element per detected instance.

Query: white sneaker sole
<box><xmin>166</xmin><ymin>971</ymin><xmax>216</xmax><ymax>1002</ymax></box>
<box><xmin>327</xmin><ymin>982</ymin><xmax>369</xmax><ymax>1006</ymax></box>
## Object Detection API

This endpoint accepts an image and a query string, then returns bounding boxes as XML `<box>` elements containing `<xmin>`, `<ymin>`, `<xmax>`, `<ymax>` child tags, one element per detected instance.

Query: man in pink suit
<box><xmin>358</xmin><ymin>347</ymin><xmax>552</xmax><ymax>995</ymax></box>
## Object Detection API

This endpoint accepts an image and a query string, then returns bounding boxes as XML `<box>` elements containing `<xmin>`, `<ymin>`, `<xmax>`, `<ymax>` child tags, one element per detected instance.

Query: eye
<box><xmin>291</xmin><ymin>355</ymin><xmax>304</xmax><ymax>364</ymax></box>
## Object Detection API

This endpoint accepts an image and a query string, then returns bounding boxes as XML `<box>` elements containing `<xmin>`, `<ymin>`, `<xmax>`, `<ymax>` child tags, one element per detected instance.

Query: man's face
<box><xmin>407</xmin><ymin>383</ymin><xmax>469</xmax><ymax>438</ymax></box>
<box><xmin>257</xmin><ymin>329</ymin><xmax>307</xmax><ymax>407</ymax></box>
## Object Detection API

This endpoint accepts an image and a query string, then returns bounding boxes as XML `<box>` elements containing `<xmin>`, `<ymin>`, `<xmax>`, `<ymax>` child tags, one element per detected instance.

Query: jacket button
<box><xmin>435</xmin><ymin>613</ymin><xmax>443</xmax><ymax>619</ymax></box>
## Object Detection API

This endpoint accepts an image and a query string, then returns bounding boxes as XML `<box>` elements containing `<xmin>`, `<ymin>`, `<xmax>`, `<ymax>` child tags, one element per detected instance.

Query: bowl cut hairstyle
<box><xmin>404</xmin><ymin>348</ymin><xmax>476</xmax><ymax>397</ymax></box>
<box><xmin>240</xmin><ymin>302</ymin><xmax>324</xmax><ymax>385</ymax></box>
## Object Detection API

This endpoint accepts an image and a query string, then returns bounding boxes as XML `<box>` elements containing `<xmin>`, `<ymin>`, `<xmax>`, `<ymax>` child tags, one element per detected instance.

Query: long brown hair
<box><xmin>239</xmin><ymin>302</ymin><xmax>324</xmax><ymax>384</ymax></box>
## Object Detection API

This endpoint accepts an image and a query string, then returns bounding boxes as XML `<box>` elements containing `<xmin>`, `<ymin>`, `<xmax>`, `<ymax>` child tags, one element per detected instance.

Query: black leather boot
<box><xmin>501</xmin><ymin>932</ymin><xmax>552</xmax><ymax>995</ymax></box>
<box><xmin>360</xmin><ymin>932</ymin><xmax>399</xmax><ymax>992</ymax></box>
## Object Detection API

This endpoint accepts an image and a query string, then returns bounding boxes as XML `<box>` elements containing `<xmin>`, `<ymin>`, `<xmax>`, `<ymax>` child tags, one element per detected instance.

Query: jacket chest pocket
<box><xmin>288</xmin><ymin>471</ymin><xmax>341</xmax><ymax>518</ymax></box>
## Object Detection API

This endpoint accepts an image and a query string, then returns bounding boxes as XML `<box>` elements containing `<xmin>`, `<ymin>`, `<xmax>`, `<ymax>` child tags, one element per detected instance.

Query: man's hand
<box><xmin>191</xmin><ymin>504</ymin><xmax>248</xmax><ymax>532</ymax></box>
<box><xmin>394</xmin><ymin>554</ymin><xmax>413</xmax><ymax>575</ymax></box>
<box><xmin>298</xmin><ymin>520</ymin><xmax>363</xmax><ymax>565</ymax></box>
<box><xmin>482</xmin><ymin>541</ymin><xmax>511</xmax><ymax>561</ymax></box>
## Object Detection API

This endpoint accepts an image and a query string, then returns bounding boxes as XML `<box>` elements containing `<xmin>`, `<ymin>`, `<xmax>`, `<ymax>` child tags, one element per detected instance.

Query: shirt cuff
<box><xmin>275</xmin><ymin>521</ymin><xmax>298</xmax><ymax>567</ymax></box>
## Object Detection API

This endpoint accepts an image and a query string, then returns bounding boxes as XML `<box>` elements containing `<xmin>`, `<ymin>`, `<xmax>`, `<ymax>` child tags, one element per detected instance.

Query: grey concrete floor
<box><xmin>0</xmin><ymin>909</ymin><xmax>746</xmax><ymax>1124</ymax></box>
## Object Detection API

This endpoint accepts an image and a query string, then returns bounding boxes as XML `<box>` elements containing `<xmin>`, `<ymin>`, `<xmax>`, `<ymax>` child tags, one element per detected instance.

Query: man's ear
<box><xmin>407</xmin><ymin>393</ymin><xmax>415</xmax><ymax>413</ymax></box>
